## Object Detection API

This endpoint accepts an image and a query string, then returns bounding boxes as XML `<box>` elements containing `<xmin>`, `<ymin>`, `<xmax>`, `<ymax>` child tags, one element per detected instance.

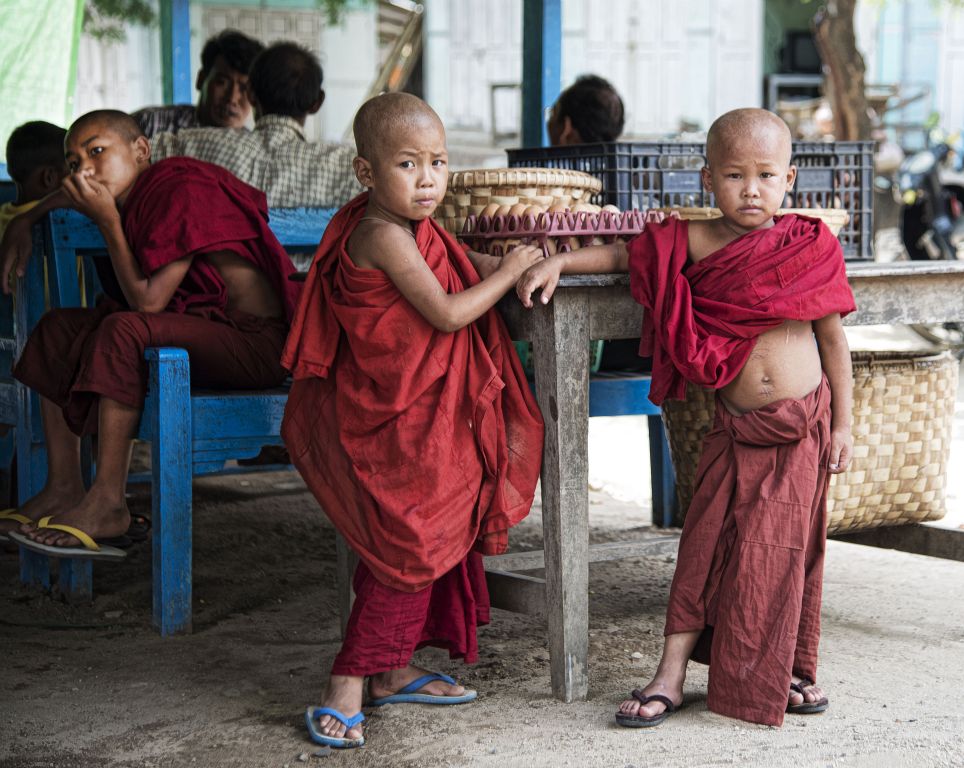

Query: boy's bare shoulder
<box><xmin>685</xmin><ymin>219</ymin><xmax>716</xmax><ymax>263</ymax></box>
<box><xmin>347</xmin><ymin>218</ymin><xmax>420</xmax><ymax>270</ymax></box>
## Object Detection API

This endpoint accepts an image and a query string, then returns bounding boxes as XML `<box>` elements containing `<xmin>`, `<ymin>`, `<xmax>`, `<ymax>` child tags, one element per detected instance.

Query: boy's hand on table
<box><xmin>0</xmin><ymin>215</ymin><xmax>35</xmax><ymax>295</ymax></box>
<box><xmin>516</xmin><ymin>256</ymin><xmax>563</xmax><ymax>308</ymax></box>
<box><xmin>62</xmin><ymin>171</ymin><xmax>120</xmax><ymax>227</ymax></box>
<box><xmin>828</xmin><ymin>427</ymin><xmax>853</xmax><ymax>474</ymax></box>
<box><xmin>498</xmin><ymin>243</ymin><xmax>544</xmax><ymax>281</ymax></box>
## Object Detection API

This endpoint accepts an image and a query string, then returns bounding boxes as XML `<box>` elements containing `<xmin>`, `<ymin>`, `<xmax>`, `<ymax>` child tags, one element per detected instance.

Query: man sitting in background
<box><xmin>150</xmin><ymin>41</ymin><xmax>361</xmax><ymax>209</ymax></box>
<box><xmin>132</xmin><ymin>29</ymin><xmax>264</xmax><ymax>137</ymax></box>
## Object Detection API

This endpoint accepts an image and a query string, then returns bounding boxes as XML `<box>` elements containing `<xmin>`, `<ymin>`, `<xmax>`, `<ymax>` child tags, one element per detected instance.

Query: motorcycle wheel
<box><xmin>900</xmin><ymin>201</ymin><xmax>932</xmax><ymax>260</ymax></box>
<box><xmin>910</xmin><ymin>322</ymin><xmax>964</xmax><ymax>347</ymax></box>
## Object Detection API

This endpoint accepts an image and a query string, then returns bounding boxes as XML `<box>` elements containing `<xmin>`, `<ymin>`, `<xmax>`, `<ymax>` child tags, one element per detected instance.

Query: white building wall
<box><xmin>425</xmin><ymin>0</ymin><xmax>763</xmax><ymax>141</ymax></box>
<box><xmin>71</xmin><ymin>4</ymin><xmax>376</xmax><ymax>143</ymax></box>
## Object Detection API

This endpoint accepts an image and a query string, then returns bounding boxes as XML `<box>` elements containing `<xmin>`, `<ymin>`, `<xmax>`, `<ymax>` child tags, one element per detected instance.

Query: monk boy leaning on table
<box><xmin>283</xmin><ymin>92</ymin><xmax>545</xmax><ymax>750</ymax></box>
<box><xmin>517</xmin><ymin>108</ymin><xmax>856</xmax><ymax>729</ymax></box>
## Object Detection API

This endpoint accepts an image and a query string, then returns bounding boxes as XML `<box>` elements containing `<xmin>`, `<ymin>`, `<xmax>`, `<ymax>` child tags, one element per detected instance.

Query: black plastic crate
<box><xmin>506</xmin><ymin>140</ymin><xmax>875</xmax><ymax>259</ymax></box>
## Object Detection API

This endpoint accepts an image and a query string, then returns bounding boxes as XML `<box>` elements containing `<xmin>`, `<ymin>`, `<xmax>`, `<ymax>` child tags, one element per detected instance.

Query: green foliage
<box><xmin>315</xmin><ymin>0</ymin><xmax>374</xmax><ymax>25</ymax></box>
<box><xmin>83</xmin><ymin>0</ymin><xmax>156</xmax><ymax>42</ymax></box>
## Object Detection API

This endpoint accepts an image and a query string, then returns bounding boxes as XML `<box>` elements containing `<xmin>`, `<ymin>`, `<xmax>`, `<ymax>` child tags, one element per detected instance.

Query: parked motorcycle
<box><xmin>896</xmin><ymin>132</ymin><xmax>964</xmax><ymax>346</ymax></box>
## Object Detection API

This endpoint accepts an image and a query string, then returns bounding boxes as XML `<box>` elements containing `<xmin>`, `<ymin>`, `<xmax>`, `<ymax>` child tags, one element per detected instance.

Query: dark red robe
<box><xmin>627</xmin><ymin>215</ymin><xmax>855</xmax><ymax>726</ymax></box>
<box><xmin>628</xmin><ymin>214</ymin><xmax>856</xmax><ymax>405</ymax></box>
<box><xmin>281</xmin><ymin>194</ymin><xmax>543</xmax><ymax>672</ymax></box>
<box><xmin>281</xmin><ymin>193</ymin><xmax>543</xmax><ymax>592</ymax></box>
<box><xmin>14</xmin><ymin>158</ymin><xmax>298</xmax><ymax>434</ymax></box>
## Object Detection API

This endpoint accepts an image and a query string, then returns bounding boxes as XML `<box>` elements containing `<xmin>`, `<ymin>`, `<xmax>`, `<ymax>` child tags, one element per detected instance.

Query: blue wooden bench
<box><xmin>14</xmin><ymin>207</ymin><xmax>335</xmax><ymax>635</ymax></box>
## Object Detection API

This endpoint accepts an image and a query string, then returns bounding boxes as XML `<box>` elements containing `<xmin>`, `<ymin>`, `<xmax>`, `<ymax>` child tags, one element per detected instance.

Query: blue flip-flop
<box><xmin>367</xmin><ymin>672</ymin><xmax>478</xmax><ymax>707</ymax></box>
<box><xmin>304</xmin><ymin>706</ymin><xmax>365</xmax><ymax>749</ymax></box>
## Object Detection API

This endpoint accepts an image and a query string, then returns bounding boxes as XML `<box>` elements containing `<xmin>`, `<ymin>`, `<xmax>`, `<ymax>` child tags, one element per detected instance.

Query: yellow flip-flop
<box><xmin>8</xmin><ymin>515</ymin><xmax>127</xmax><ymax>560</ymax></box>
<box><xmin>0</xmin><ymin>508</ymin><xmax>33</xmax><ymax>542</ymax></box>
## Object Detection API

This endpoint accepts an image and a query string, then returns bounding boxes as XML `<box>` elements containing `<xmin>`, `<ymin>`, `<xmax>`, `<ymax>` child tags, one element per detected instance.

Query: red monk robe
<box><xmin>627</xmin><ymin>214</ymin><xmax>856</xmax><ymax>727</ymax></box>
<box><xmin>281</xmin><ymin>194</ymin><xmax>543</xmax><ymax>671</ymax></box>
<box><xmin>14</xmin><ymin>157</ymin><xmax>300</xmax><ymax>435</ymax></box>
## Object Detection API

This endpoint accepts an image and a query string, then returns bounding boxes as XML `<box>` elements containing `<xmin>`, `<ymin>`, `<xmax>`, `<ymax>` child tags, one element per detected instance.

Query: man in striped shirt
<box><xmin>150</xmin><ymin>42</ymin><xmax>361</xmax><ymax>209</ymax></box>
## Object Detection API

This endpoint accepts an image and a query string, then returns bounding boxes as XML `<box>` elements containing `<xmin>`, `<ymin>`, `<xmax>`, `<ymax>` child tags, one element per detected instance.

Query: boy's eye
<box><xmin>760</xmin><ymin>172</ymin><xmax>775</xmax><ymax>179</ymax></box>
<box><xmin>726</xmin><ymin>173</ymin><xmax>741</xmax><ymax>179</ymax></box>
<box><xmin>399</xmin><ymin>160</ymin><xmax>415</xmax><ymax>169</ymax></box>
<box><xmin>89</xmin><ymin>147</ymin><xmax>103</xmax><ymax>157</ymax></box>
<box><xmin>67</xmin><ymin>161</ymin><xmax>78</xmax><ymax>172</ymax></box>
<box><xmin>432</xmin><ymin>159</ymin><xmax>447</xmax><ymax>167</ymax></box>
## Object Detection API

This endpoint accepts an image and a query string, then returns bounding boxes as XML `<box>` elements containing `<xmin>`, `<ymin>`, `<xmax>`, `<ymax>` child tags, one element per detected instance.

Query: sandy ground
<box><xmin>2</xmin><ymin>329</ymin><xmax>963</xmax><ymax>768</ymax></box>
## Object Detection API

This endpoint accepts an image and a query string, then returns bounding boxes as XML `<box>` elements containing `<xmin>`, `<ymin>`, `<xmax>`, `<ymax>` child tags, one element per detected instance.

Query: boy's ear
<box><xmin>353</xmin><ymin>155</ymin><xmax>374</xmax><ymax>188</ymax></box>
<box><xmin>786</xmin><ymin>164</ymin><xmax>797</xmax><ymax>192</ymax></box>
<box><xmin>308</xmin><ymin>89</ymin><xmax>326</xmax><ymax>116</ymax></box>
<box><xmin>700</xmin><ymin>166</ymin><xmax>713</xmax><ymax>193</ymax></box>
<box><xmin>40</xmin><ymin>165</ymin><xmax>64</xmax><ymax>195</ymax></box>
<box><xmin>195</xmin><ymin>68</ymin><xmax>207</xmax><ymax>92</ymax></box>
<box><xmin>133</xmin><ymin>136</ymin><xmax>151</xmax><ymax>165</ymax></box>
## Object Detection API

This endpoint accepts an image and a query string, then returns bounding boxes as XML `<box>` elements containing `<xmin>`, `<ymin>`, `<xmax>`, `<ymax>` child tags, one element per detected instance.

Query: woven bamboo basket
<box><xmin>661</xmin><ymin>350</ymin><xmax>959</xmax><ymax>534</ymax></box>
<box><xmin>657</xmin><ymin>207</ymin><xmax>850</xmax><ymax>236</ymax></box>
<box><xmin>437</xmin><ymin>167</ymin><xmax>603</xmax><ymax>235</ymax></box>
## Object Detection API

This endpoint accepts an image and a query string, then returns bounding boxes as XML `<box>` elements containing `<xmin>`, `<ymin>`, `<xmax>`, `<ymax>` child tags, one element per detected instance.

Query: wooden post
<box><xmin>147</xmin><ymin>348</ymin><xmax>193</xmax><ymax>635</ymax></box>
<box><xmin>160</xmin><ymin>0</ymin><xmax>192</xmax><ymax>106</ymax></box>
<box><xmin>521</xmin><ymin>0</ymin><xmax>561</xmax><ymax>148</ymax></box>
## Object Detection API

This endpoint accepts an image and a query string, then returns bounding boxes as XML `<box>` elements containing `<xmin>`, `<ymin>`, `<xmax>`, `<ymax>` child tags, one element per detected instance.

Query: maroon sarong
<box><xmin>665</xmin><ymin>378</ymin><xmax>832</xmax><ymax>726</ymax></box>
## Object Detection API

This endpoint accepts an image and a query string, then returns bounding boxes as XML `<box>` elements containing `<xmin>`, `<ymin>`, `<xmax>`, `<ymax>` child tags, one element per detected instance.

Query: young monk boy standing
<box><xmin>282</xmin><ymin>93</ymin><xmax>545</xmax><ymax>749</ymax></box>
<box><xmin>517</xmin><ymin>108</ymin><xmax>856</xmax><ymax>728</ymax></box>
<box><xmin>0</xmin><ymin>110</ymin><xmax>299</xmax><ymax>554</ymax></box>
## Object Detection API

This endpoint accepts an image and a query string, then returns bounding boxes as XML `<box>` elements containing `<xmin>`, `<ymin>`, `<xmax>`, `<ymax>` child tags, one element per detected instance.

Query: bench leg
<box><xmin>647</xmin><ymin>415</ymin><xmax>679</xmax><ymax>528</ymax></box>
<box><xmin>60</xmin><ymin>559</ymin><xmax>93</xmax><ymax>600</ymax></box>
<box><xmin>18</xmin><ymin>547</ymin><xmax>50</xmax><ymax>589</ymax></box>
<box><xmin>147</xmin><ymin>349</ymin><xmax>193</xmax><ymax>635</ymax></box>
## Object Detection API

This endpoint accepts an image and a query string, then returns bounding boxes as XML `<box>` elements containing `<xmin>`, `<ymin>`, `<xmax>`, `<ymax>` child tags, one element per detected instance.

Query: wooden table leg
<box><xmin>530</xmin><ymin>289</ymin><xmax>591</xmax><ymax>702</ymax></box>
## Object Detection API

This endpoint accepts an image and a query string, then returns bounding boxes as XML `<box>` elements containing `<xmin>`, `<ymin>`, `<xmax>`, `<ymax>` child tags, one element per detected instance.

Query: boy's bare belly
<box><xmin>718</xmin><ymin>320</ymin><xmax>822</xmax><ymax>415</ymax></box>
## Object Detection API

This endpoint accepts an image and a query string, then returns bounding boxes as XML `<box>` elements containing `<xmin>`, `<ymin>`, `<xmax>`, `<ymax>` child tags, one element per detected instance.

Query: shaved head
<box><xmin>68</xmin><ymin>110</ymin><xmax>145</xmax><ymax>144</ymax></box>
<box><xmin>706</xmin><ymin>108</ymin><xmax>792</xmax><ymax>167</ymax></box>
<box><xmin>353</xmin><ymin>93</ymin><xmax>444</xmax><ymax>162</ymax></box>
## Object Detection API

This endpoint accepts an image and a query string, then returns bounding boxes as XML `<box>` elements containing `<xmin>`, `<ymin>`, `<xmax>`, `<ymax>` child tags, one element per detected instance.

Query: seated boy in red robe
<box><xmin>517</xmin><ymin>108</ymin><xmax>856</xmax><ymax>728</ymax></box>
<box><xmin>0</xmin><ymin>110</ymin><xmax>300</xmax><ymax>554</ymax></box>
<box><xmin>282</xmin><ymin>93</ymin><xmax>544</xmax><ymax>749</ymax></box>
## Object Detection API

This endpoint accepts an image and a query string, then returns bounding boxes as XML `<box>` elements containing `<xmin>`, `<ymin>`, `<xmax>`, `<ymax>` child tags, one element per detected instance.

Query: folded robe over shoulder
<box><xmin>627</xmin><ymin>214</ymin><xmax>856</xmax><ymax>404</ymax></box>
<box><xmin>281</xmin><ymin>194</ymin><xmax>544</xmax><ymax>591</ymax></box>
<box><xmin>124</xmin><ymin>157</ymin><xmax>302</xmax><ymax>319</ymax></box>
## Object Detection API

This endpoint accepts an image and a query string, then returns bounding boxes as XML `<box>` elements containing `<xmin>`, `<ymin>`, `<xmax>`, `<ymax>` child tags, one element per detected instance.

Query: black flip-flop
<box><xmin>786</xmin><ymin>678</ymin><xmax>829</xmax><ymax>714</ymax></box>
<box><xmin>126</xmin><ymin>514</ymin><xmax>151</xmax><ymax>543</ymax></box>
<box><xmin>615</xmin><ymin>690</ymin><xmax>678</xmax><ymax>728</ymax></box>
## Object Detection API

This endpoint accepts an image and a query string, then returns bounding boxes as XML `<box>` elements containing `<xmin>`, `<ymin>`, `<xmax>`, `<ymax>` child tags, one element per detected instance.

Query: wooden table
<box><xmin>491</xmin><ymin>261</ymin><xmax>964</xmax><ymax>703</ymax></box>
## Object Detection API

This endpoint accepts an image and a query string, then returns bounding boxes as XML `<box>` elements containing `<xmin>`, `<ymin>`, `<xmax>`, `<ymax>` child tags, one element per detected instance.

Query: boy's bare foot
<box><xmin>369</xmin><ymin>664</ymin><xmax>468</xmax><ymax>700</ymax></box>
<box><xmin>0</xmin><ymin>483</ymin><xmax>86</xmax><ymax>537</ymax></box>
<box><xmin>22</xmin><ymin>491</ymin><xmax>130</xmax><ymax>549</ymax></box>
<box><xmin>617</xmin><ymin>678</ymin><xmax>683</xmax><ymax>720</ymax></box>
<box><xmin>314</xmin><ymin>675</ymin><xmax>364</xmax><ymax>741</ymax></box>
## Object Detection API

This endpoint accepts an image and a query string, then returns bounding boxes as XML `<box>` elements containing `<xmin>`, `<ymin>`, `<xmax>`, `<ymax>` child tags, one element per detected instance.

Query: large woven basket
<box><xmin>437</xmin><ymin>167</ymin><xmax>603</xmax><ymax>235</ymax></box>
<box><xmin>657</xmin><ymin>207</ymin><xmax>850</xmax><ymax>236</ymax></box>
<box><xmin>661</xmin><ymin>351</ymin><xmax>959</xmax><ymax>534</ymax></box>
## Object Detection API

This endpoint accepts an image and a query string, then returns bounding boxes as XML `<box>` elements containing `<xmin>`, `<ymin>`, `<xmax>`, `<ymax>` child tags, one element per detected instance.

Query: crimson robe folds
<box><xmin>281</xmin><ymin>194</ymin><xmax>544</xmax><ymax>592</ymax></box>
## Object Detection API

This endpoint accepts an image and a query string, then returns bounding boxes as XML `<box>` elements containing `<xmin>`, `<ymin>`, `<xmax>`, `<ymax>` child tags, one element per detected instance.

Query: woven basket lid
<box><xmin>448</xmin><ymin>167</ymin><xmax>603</xmax><ymax>194</ymax></box>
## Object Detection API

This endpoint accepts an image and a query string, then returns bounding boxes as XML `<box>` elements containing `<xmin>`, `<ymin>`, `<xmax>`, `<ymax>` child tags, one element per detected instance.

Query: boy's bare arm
<box><xmin>0</xmin><ymin>188</ymin><xmax>74</xmax><ymax>293</ymax></box>
<box><xmin>813</xmin><ymin>313</ymin><xmax>854</xmax><ymax>473</ymax></box>
<box><xmin>360</xmin><ymin>224</ymin><xmax>543</xmax><ymax>333</ymax></box>
<box><xmin>63</xmin><ymin>173</ymin><xmax>193</xmax><ymax>313</ymax></box>
<box><xmin>516</xmin><ymin>241</ymin><xmax>628</xmax><ymax>308</ymax></box>
<box><xmin>463</xmin><ymin>248</ymin><xmax>501</xmax><ymax>280</ymax></box>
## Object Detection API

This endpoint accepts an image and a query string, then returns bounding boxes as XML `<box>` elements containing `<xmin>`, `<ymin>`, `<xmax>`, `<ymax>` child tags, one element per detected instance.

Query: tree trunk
<box><xmin>812</xmin><ymin>0</ymin><xmax>873</xmax><ymax>140</ymax></box>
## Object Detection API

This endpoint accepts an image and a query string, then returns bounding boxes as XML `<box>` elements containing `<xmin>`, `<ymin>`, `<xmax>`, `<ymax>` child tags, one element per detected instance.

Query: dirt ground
<box><xmin>2</xmin><ymin>332</ymin><xmax>963</xmax><ymax>768</ymax></box>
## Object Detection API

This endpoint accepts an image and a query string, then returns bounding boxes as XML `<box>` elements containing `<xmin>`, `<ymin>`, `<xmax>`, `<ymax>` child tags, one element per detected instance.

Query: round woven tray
<box><xmin>657</xmin><ymin>207</ymin><xmax>850</xmax><ymax>236</ymax></box>
<box><xmin>661</xmin><ymin>350</ymin><xmax>959</xmax><ymax>535</ymax></box>
<box><xmin>437</xmin><ymin>167</ymin><xmax>603</xmax><ymax>235</ymax></box>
